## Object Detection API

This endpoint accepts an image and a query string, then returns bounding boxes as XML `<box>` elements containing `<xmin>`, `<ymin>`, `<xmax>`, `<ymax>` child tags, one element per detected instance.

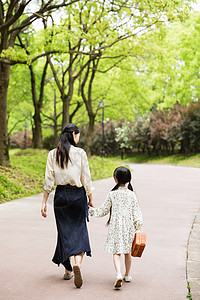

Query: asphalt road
<box><xmin>0</xmin><ymin>163</ymin><xmax>200</xmax><ymax>300</ymax></box>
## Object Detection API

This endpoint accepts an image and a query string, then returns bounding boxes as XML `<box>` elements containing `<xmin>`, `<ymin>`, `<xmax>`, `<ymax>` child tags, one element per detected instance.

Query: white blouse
<box><xmin>44</xmin><ymin>145</ymin><xmax>94</xmax><ymax>196</ymax></box>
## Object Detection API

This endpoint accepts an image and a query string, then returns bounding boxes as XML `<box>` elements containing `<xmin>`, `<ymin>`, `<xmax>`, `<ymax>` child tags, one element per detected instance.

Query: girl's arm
<box><xmin>89</xmin><ymin>193</ymin><xmax>111</xmax><ymax>218</ymax></box>
<box><xmin>132</xmin><ymin>194</ymin><xmax>143</xmax><ymax>232</ymax></box>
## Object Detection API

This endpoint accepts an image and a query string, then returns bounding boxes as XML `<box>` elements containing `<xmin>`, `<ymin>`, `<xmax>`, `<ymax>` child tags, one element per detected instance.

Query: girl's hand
<box><xmin>41</xmin><ymin>201</ymin><xmax>47</xmax><ymax>218</ymax></box>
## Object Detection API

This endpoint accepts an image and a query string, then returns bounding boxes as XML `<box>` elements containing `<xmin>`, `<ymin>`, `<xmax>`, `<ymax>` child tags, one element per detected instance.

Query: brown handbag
<box><xmin>131</xmin><ymin>232</ymin><xmax>146</xmax><ymax>257</ymax></box>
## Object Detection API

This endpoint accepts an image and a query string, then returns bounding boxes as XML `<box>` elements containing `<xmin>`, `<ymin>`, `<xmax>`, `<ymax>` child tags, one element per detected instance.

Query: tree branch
<box><xmin>0</xmin><ymin>0</ymin><xmax>4</xmax><ymax>25</ymax></box>
<box><xmin>0</xmin><ymin>0</ymin><xmax>26</xmax><ymax>32</ymax></box>
<box><xmin>32</xmin><ymin>51</ymin><xmax>61</xmax><ymax>63</ymax></box>
<box><xmin>8</xmin><ymin>118</ymin><xmax>26</xmax><ymax>136</ymax></box>
<box><xmin>6</xmin><ymin>0</ymin><xmax>19</xmax><ymax>22</ymax></box>
<box><xmin>29</xmin><ymin>65</ymin><xmax>37</xmax><ymax>108</ymax></box>
<box><xmin>93</xmin><ymin>56</ymin><xmax>125</xmax><ymax>73</ymax></box>
<box><xmin>80</xmin><ymin>62</ymin><xmax>92</xmax><ymax>114</ymax></box>
<box><xmin>8</xmin><ymin>0</ymin><xmax>80</xmax><ymax>35</ymax></box>
<box><xmin>39</xmin><ymin>58</ymin><xmax>49</xmax><ymax>106</ymax></box>
<box><xmin>47</xmin><ymin>56</ymin><xmax>63</xmax><ymax>93</ymax></box>
<box><xmin>69</xmin><ymin>101</ymin><xmax>83</xmax><ymax>122</ymax></box>
<box><xmin>41</xmin><ymin>111</ymin><xmax>62</xmax><ymax>121</ymax></box>
<box><xmin>88</xmin><ymin>57</ymin><xmax>100</xmax><ymax>104</ymax></box>
<box><xmin>73</xmin><ymin>53</ymin><xmax>99</xmax><ymax>81</ymax></box>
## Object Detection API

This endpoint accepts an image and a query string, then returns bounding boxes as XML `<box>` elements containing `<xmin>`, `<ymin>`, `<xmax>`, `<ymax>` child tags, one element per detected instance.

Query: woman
<box><xmin>41</xmin><ymin>123</ymin><xmax>94</xmax><ymax>288</ymax></box>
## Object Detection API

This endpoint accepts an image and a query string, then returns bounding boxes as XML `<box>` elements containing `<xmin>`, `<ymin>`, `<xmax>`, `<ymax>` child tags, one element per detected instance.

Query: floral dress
<box><xmin>89</xmin><ymin>187</ymin><xmax>143</xmax><ymax>254</ymax></box>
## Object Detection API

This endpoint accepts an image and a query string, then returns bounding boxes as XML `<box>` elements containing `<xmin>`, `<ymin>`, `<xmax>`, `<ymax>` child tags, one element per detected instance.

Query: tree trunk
<box><xmin>84</xmin><ymin>115</ymin><xmax>95</xmax><ymax>155</ymax></box>
<box><xmin>54</xmin><ymin>91</ymin><xmax>58</xmax><ymax>147</ymax></box>
<box><xmin>33</xmin><ymin>105</ymin><xmax>43</xmax><ymax>149</ymax></box>
<box><xmin>29</xmin><ymin>65</ymin><xmax>43</xmax><ymax>149</ymax></box>
<box><xmin>62</xmin><ymin>95</ymin><xmax>70</xmax><ymax>128</ymax></box>
<box><xmin>62</xmin><ymin>56</ymin><xmax>74</xmax><ymax>128</ymax></box>
<box><xmin>0</xmin><ymin>62</ymin><xmax>10</xmax><ymax>166</ymax></box>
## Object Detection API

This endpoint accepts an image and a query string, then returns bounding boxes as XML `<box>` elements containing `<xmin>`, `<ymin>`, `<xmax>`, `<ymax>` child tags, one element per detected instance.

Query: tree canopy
<box><xmin>0</xmin><ymin>0</ymin><xmax>198</xmax><ymax>164</ymax></box>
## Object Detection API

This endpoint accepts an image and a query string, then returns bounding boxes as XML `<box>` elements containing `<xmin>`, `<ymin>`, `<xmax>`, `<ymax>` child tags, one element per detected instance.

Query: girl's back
<box><xmin>106</xmin><ymin>187</ymin><xmax>142</xmax><ymax>254</ymax></box>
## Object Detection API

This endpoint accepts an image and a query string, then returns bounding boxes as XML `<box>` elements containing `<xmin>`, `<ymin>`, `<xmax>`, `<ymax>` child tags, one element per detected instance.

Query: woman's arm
<box><xmin>41</xmin><ymin>190</ymin><xmax>49</xmax><ymax>218</ymax></box>
<box><xmin>80</xmin><ymin>150</ymin><xmax>95</xmax><ymax>196</ymax></box>
<box><xmin>88</xmin><ymin>194</ymin><xmax>94</xmax><ymax>208</ymax></box>
<box><xmin>42</xmin><ymin>151</ymin><xmax>55</xmax><ymax>218</ymax></box>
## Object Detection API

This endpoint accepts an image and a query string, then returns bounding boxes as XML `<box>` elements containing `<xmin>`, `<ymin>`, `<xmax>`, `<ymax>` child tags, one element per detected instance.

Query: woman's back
<box><xmin>44</xmin><ymin>145</ymin><xmax>94</xmax><ymax>196</ymax></box>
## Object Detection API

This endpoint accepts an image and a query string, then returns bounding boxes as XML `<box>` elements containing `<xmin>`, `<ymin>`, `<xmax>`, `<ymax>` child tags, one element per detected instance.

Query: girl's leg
<box><xmin>113</xmin><ymin>254</ymin><xmax>122</xmax><ymax>277</ymax></box>
<box><xmin>124</xmin><ymin>253</ymin><xmax>132</xmax><ymax>276</ymax></box>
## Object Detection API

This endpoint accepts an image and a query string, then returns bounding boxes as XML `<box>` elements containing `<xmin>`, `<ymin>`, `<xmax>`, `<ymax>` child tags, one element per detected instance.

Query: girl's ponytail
<box><xmin>111</xmin><ymin>183</ymin><xmax>119</xmax><ymax>191</ymax></box>
<box><xmin>128</xmin><ymin>181</ymin><xmax>133</xmax><ymax>191</ymax></box>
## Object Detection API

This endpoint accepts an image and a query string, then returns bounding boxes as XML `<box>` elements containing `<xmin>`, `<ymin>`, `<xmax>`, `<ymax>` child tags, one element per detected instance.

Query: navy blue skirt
<box><xmin>52</xmin><ymin>184</ymin><xmax>91</xmax><ymax>271</ymax></box>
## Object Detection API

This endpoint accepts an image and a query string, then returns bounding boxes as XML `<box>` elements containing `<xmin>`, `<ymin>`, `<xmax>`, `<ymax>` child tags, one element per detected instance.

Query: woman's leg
<box><xmin>65</xmin><ymin>257</ymin><xmax>72</xmax><ymax>274</ymax></box>
<box><xmin>124</xmin><ymin>253</ymin><xmax>132</xmax><ymax>276</ymax></box>
<box><xmin>113</xmin><ymin>254</ymin><xmax>122</xmax><ymax>277</ymax></box>
<box><xmin>73</xmin><ymin>253</ymin><xmax>84</xmax><ymax>288</ymax></box>
<box><xmin>74</xmin><ymin>253</ymin><xmax>84</xmax><ymax>267</ymax></box>
<box><xmin>63</xmin><ymin>257</ymin><xmax>73</xmax><ymax>280</ymax></box>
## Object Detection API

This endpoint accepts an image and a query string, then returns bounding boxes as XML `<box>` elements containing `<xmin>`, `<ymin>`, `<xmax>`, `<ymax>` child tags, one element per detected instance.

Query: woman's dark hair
<box><xmin>107</xmin><ymin>166</ymin><xmax>133</xmax><ymax>225</ymax></box>
<box><xmin>56</xmin><ymin>123</ymin><xmax>80</xmax><ymax>169</ymax></box>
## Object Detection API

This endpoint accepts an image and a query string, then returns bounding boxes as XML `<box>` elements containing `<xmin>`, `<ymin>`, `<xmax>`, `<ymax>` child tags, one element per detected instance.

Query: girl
<box><xmin>41</xmin><ymin>123</ymin><xmax>94</xmax><ymax>288</ymax></box>
<box><xmin>89</xmin><ymin>166</ymin><xmax>143</xmax><ymax>289</ymax></box>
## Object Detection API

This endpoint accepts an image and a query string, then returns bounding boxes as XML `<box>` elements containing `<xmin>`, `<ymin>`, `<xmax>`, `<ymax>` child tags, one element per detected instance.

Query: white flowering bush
<box><xmin>115</xmin><ymin>124</ymin><xmax>133</xmax><ymax>150</ymax></box>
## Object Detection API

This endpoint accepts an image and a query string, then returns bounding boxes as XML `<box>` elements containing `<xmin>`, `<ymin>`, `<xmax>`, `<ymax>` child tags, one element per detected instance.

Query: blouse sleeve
<box><xmin>44</xmin><ymin>151</ymin><xmax>55</xmax><ymax>193</ymax></box>
<box><xmin>132</xmin><ymin>193</ymin><xmax>143</xmax><ymax>232</ymax></box>
<box><xmin>80</xmin><ymin>150</ymin><xmax>95</xmax><ymax>196</ymax></box>
<box><xmin>89</xmin><ymin>193</ymin><xmax>112</xmax><ymax>217</ymax></box>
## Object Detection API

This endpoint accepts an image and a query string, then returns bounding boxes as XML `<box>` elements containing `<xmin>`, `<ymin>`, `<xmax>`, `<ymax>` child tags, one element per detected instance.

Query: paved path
<box><xmin>187</xmin><ymin>208</ymin><xmax>200</xmax><ymax>300</ymax></box>
<box><xmin>0</xmin><ymin>164</ymin><xmax>200</xmax><ymax>300</ymax></box>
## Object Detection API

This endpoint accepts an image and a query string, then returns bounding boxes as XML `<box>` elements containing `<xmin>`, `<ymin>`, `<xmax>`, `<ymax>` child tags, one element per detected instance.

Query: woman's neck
<box><xmin>119</xmin><ymin>184</ymin><xmax>126</xmax><ymax>187</ymax></box>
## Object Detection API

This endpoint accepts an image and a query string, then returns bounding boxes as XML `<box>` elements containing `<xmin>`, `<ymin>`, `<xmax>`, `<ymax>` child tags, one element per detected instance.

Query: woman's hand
<box><xmin>88</xmin><ymin>194</ymin><xmax>94</xmax><ymax>208</ymax></box>
<box><xmin>41</xmin><ymin>201</ymin><xmax>47</xmax><ymax>218</ymax></box>
<box><xmin>41</xmin><ymin>191</ymin><xmax>49</xmax><ymax>218</ymax></box>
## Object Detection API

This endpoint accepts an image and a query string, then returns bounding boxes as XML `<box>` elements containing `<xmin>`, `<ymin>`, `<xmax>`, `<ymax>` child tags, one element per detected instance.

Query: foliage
<box><xmin>128</xmin><ymin>101</ymin><xmax>200</xmax><ymax>155</ymax></box>
<box><xmin>78</xmin><ymin>121</ymin><xmax>119</xmax><ymax>155</ymax></box>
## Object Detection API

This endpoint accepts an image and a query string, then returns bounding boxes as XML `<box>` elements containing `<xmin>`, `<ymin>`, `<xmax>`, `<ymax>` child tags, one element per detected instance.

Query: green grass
<box><xmin>0</xmin><ymin>149</ymin><xmax>49</xmax><ymax>203</ymax></box>
<box><xmin>88</xmin><ymin>156</ymin><xmax>126</xmax><ymax>180</ymax></box>
<box><xmin>0</xmin><ymin>149</ymin><xmax>125</xmax><ymax>203</ymax></box>
<box><xmin>120</xmin><ymin>153</ymin><xmax>200</xmax><ymax>168</ymax></box>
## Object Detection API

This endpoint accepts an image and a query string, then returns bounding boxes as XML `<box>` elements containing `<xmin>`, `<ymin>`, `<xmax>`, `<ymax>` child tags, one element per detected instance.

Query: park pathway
<box><xmin>0</xmin><ymin>163</ymin><xmax>200</xmax><ymax>300</ymax></box>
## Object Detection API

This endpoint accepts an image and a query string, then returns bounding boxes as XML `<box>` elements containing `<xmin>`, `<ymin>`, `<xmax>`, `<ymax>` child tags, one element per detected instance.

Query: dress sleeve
<box><xmin>132</xmin><ymin>193</ymin><xmax>143</xmax><ymax>232</ymax></box>
<box><xmin>80</xmin><ymin>150</ymin><xmax>95</xmax><ymax>196</ymax></box>
<box><xmin>44</xmin><ymin>151</ymin><xmax>55</xmax><ymax>193</ymax></box>
<box><xmin>89</xmin><ymin>193</ymin><xmax>112</xmax><ymax>217</ymax></box>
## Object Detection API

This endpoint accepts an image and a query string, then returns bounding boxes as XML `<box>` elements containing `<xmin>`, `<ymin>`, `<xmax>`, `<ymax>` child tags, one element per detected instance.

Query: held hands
<box><xmin>88</xmin><ymin>200</ymin><xmax>94</xmax><ymax>208</ymax></box>
<box><xmin>88</xmin><ymin>193</ymin><xmax>94</xmax><ymax>208</ymax></box>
